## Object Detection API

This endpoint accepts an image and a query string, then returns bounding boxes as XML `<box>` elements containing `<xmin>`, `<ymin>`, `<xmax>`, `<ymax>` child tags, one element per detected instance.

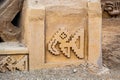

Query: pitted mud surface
<box><xmin>102</xmin><ymin>18</ymin><xmax>120</xmax><ymax>70</ymax></box>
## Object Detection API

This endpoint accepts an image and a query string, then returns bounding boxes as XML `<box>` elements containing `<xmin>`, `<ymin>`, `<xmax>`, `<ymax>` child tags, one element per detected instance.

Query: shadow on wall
<box><xmin>0</xmin><ymin>37</ymin><xmax>4</xmax><ymax>42</ymax></box>
<box><xmin>11</xmin><ymin>11</ymin><xmax>21</xmax><ymax>27</ymax></box>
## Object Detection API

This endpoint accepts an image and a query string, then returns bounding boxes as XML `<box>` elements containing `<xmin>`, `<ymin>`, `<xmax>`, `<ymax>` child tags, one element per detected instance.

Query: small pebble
<box><xmin>73</xmin><ymin>69</ymin><xmax>77</xmax><ymax>73</ymax></box>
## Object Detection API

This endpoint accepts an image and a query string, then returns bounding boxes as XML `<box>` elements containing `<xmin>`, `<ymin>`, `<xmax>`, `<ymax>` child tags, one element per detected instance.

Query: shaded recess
<box><xmin>0</xmin><ymin>37</ymin><xmax>4</xmax><ymax>42</ymax></box>
<box><xmin>0</xmin><ymin>0</ymin><xmax>24</xmax><ymax>42</ymax></box>
<box><xmin>11</xmin><ymin>11</ymin><xmax>21</xmax><ymax>27</ymax></box>
<box><xmin>0</xmin><ymin>0</ymin><xmax>5</xmax><ymax>5</ymax></box>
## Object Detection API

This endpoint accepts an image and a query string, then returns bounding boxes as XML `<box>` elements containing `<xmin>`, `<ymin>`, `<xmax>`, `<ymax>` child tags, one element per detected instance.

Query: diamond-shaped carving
<box><xmin>60</xmin><ymin>32</ymin><xmax>67</xmax><ymax>39</ymax></box>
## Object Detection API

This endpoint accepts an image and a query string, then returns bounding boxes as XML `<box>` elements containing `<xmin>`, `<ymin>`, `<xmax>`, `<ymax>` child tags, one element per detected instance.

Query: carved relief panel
<box><xmin>48</xmin><ymin>28</ymin><xmax>84</xmax><ymax>59</ymax></box>
<box><xmin>0</xmin><ymin>55</ymin><xmax>28</xmax><ymax>72</ymax></box>
<box><xmin>22</xmin><ymin>0</ymin><xmax>102</xmax><ymax>69</ymax></box>
<box><xmin>45</xmin><ymin>5</ymin><xmax>87</xmax><ymax>64</ymax></box>
<box><xmin>0</xmin><ymin>42</ymin><xmax>29</xmax><ymax>72</ymax></box>
<box><xmin>102</xmin><ymin>0</ymin><xmax>120</xmax><ymax>18</ymax></box>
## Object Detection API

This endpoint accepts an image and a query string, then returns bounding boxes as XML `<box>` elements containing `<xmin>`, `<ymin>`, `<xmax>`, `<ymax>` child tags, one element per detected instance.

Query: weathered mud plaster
<box><xmin>21</xmin><ymin>0</ymin><xmax>102</xmax><ymax>70</ymax></box>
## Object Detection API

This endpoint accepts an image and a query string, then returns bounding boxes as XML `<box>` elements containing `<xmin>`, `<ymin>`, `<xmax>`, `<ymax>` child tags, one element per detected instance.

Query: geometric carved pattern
<box><xmin>102</xmin><ymin>1</ymin><xmax>120</xmax><ymax>17</ymax></box>
<box><xmin>0</xmin><ymin>55</ymin><xmax>28</xmax><ymax>72</ymax></box>
<box><xmin>0</xmin><ymin>0</ymin><xmax>24</xmax><ymax>41</ymax></box>
<box><xmin>48</xmin><ymin>28</ymin><xmax>84</xmax><ymax>59</ymax></box>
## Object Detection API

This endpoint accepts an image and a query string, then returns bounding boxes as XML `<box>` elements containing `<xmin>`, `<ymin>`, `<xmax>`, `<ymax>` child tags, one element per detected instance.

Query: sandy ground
<box><xmin>0</xmin><ymin>18</ymin><xmax>120</xmax><ymax>80</ymax></box>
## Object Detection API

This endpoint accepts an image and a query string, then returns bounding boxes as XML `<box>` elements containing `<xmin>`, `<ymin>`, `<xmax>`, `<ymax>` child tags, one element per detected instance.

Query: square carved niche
<box><xmin>22</xmin><ymin>0</ymin><xmax>102</xmax><ymax>70</ymax></box>
<box><xmin>45</xmin><ymin>6</ymin><xmax>87</xmax><ymax>63</ymax></box>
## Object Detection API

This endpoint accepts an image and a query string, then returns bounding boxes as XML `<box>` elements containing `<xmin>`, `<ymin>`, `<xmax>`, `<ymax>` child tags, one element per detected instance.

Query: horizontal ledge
<box><xmin>0</xmin><ymin>42</ymin><xmax>28</xmax><ymax>54</ymax></box>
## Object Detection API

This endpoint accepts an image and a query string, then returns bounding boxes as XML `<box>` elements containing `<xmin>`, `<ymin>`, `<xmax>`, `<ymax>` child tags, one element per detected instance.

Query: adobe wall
<box><xmin>0</xmin><ymin>0</ymin><xmax>102</xmax><ymax>72</ymax></box>
<box><xmin>21</xmin><ymin>0</ymin><xmax>102</xmax><ymax>70</ymax></box>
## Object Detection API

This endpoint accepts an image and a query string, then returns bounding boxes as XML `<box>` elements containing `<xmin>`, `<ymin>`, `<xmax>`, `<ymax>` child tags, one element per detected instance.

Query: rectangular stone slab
<box><xmin>0</xmin><ymin>42</ymin><xmax>28</xmax><ymax>54</ymax></box>
<box><xmin>88</xmin><ymin>2</ymin><xmax>102</xmax><ymax>68</ymax></box>
<box><xmin>21</xmin><ymin>0</ymin><xmax>45</xmax><ymax>70</ymax></box>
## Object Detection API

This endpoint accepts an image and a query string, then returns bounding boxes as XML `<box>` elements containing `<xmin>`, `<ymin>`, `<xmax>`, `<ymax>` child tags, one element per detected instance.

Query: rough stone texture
<box><xmin>102</xmin><ymin>19</ymin><xmax>120</xmax><ymax>69</ymax></box>
<box><xmin>0</xmin><ymin>0</ymin><xmax>24</xmax><ymax>41</ymax></box>
<box><xmin>0</xmin><ymin>64</ymin><xmax>115</xmax><ymax>80</ymax></box>
<box><xmin>21</xmin><ymin>0</ymin><xmax>102</xmax><ymax>70</ymax></box>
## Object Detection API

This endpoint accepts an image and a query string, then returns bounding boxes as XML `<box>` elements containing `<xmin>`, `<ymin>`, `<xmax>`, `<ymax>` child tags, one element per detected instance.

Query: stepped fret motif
<box><xmin>48</xmin><ymin>28</ymin><xmax>84</xmax><ymax>59</ymax></box>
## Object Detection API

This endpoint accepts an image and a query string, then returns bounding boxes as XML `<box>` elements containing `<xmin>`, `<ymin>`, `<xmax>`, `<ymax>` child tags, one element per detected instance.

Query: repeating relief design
<box><xmin>0</xmin><ymin>55</ymin><xmax>28</xmax><ymax>72</ymax></box>
<box><xmin>48</xmin><ymin>28</ymin><xmax>84</xmax><ymax>59</ymax></box>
